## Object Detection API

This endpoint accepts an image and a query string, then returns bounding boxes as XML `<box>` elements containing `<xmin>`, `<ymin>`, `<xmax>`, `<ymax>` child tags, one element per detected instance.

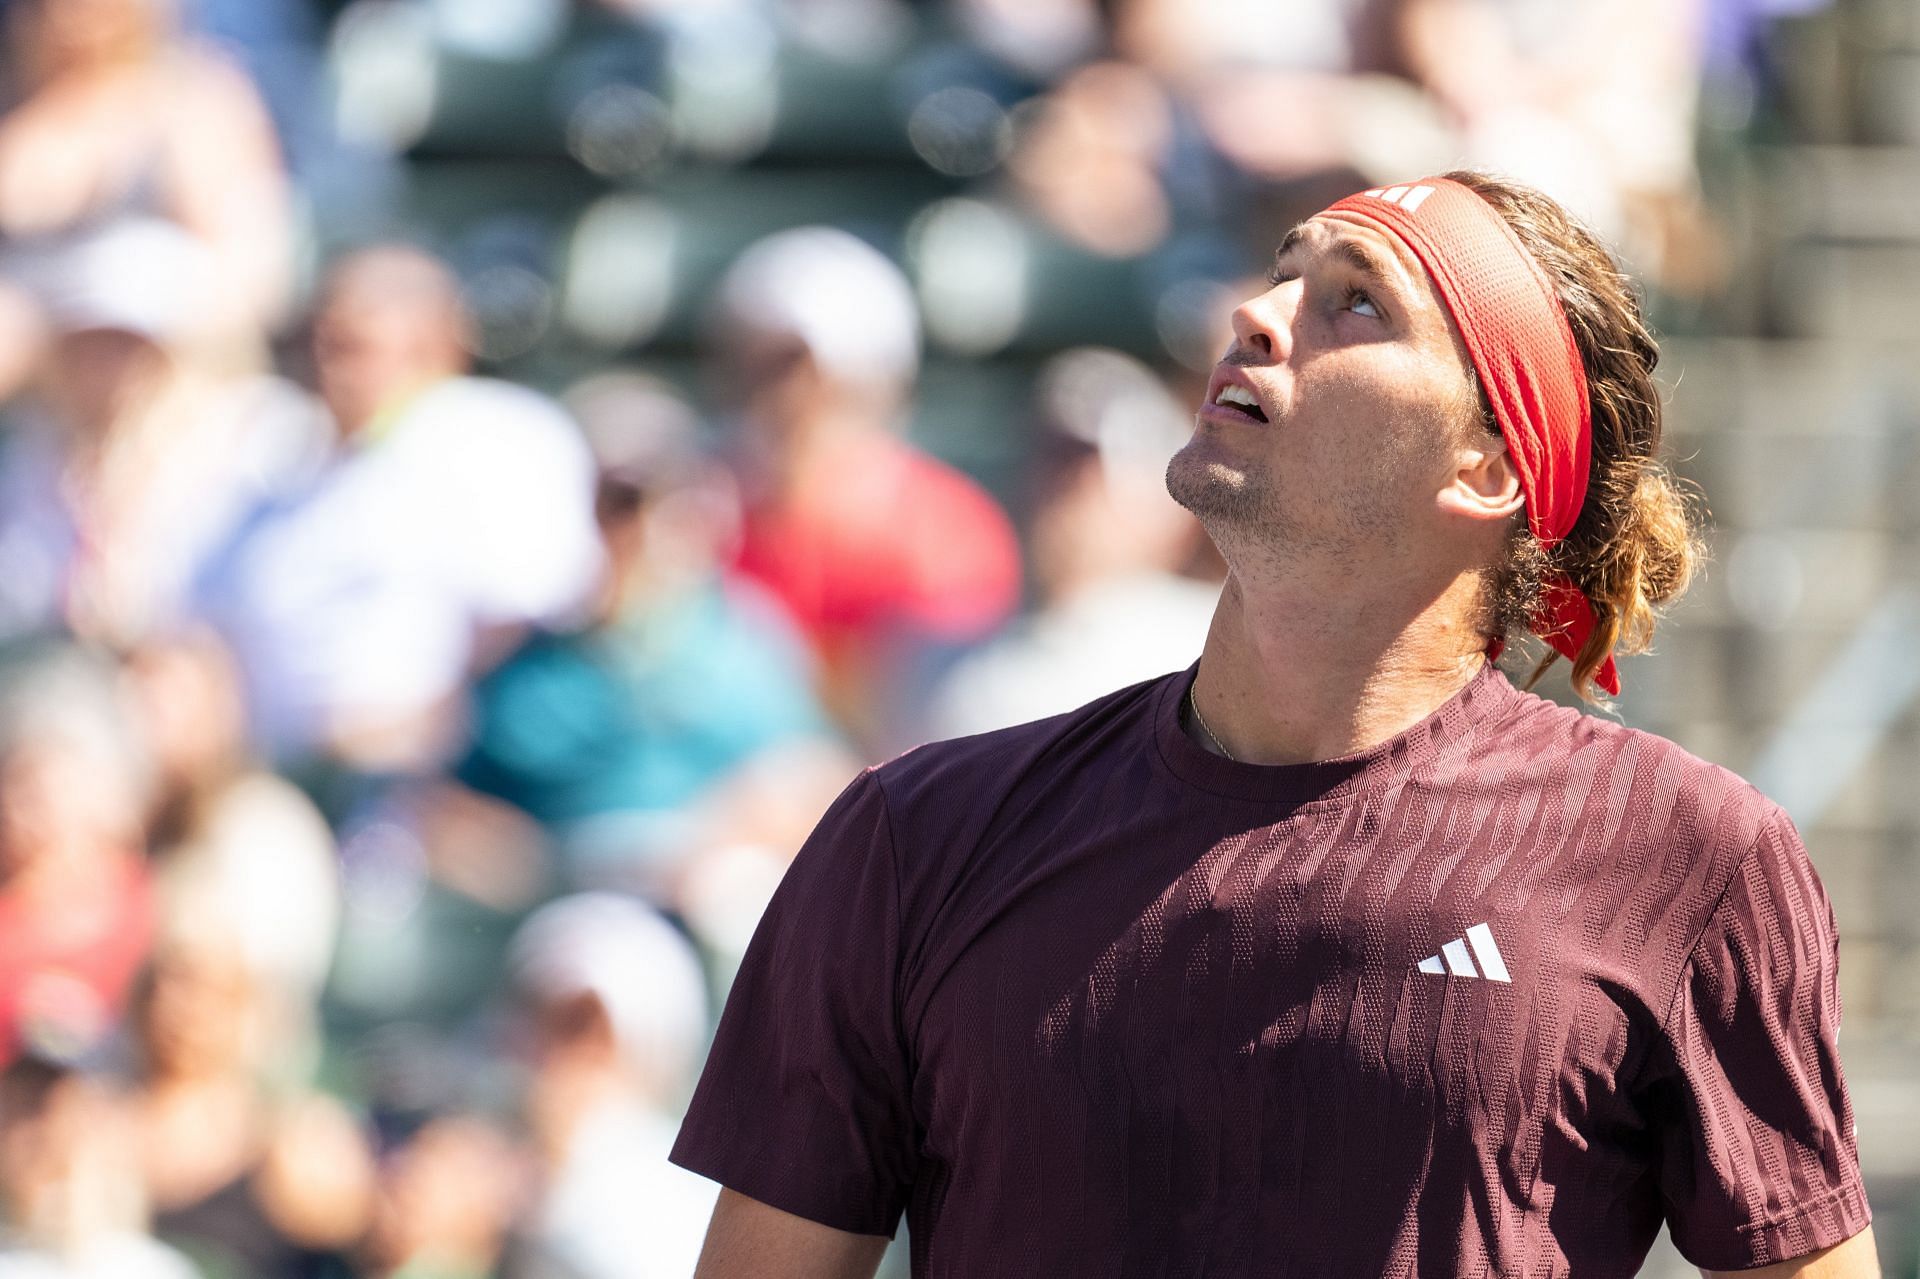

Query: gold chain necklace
<box><xmin>1187</xmin><ymin>683</ymin><xmax>1236</xmax><ymax>762</ymax></box>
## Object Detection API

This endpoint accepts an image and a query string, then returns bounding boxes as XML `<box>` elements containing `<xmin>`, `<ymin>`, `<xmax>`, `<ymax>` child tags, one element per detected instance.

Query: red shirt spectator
<box><xmin>0</xmin><ymin>641</ymin><xmax>156</xmax><ymax>1065</ymax></box>
<box><xmin>735</xmin><ymin>429</ymin><xmax>1019</xmax><ymax>670</ymax></box>
<box><xmin>0</xmin><ymin>852</ymin><xmax>151</xmax><ymax>1065</ymax></box>
<box><xmin>712</xmin><ymin>227</ymin><xmax>1020</xmax><ymax>745</ymax></box>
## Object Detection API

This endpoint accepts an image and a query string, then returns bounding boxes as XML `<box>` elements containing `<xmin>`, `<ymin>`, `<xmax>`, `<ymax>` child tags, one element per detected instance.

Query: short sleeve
<box><xmin>669</xmin><ymin>769</ymin><xmax>918</xmax><ymax>1237</ymax></box>
<box><xmin>1647</xmin><ymin>807</ymin><xmax>1872</xmax><ymax>1270</ymax></box>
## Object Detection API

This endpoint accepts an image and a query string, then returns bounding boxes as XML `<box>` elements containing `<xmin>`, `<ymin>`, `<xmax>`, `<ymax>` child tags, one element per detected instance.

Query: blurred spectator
<box><xmin>714</xmin><ymin>227</ymin><xmax>1020</xmax><ymax>748</ymax></box>
<box><xmin>925</xmin><ymin>348</ymin><xmax>1218</xmax><ymax>737</ymax></box>
<box><xmin>132</xmin><ymin>912</ymin><xmax>372</xmax><ymax>1279</ymax></box>
<box><xmin>0</xmin><ymin>1058</ymin><xmax>196</xmax><ymax>1279</ymax></box>
<box><xmin>1108</xmin><ymin>0</ymin><xmax>1716</xmax><ymax>292</ymax></box>
<box><xmin>124</xmin><ymin>632</ymin><xmax>339</xmax><ymax>1020</ymax></box>
<box><xmin>1115</xmin><ymin>0</ymin><xmax>1357</xmax><ymax>83</ymax></box>
<box><xmin>197</xmin><ymin>245</ymin><xmax>603</xmax><ymax>774</ymax></box>
<box><xmin>182</xmin><ymin>0</ymin><xmax>330</xmax><ymax>172</ymax></box>
<box><xmin>1701</xmin><ymin>0</ymin><xmax>1835</xmax><ymax>80</ymax></box>
<box><xmin>1005</xmin><ymin>60</ymin><xmax>1179</xmax><ymax>258</ymax></box>
<box><xmin>1352</xmin><ymin>0</ymin><xmax>1715</xmax><ymax>291</ymax></box>
<box><xmin>0</xmin><ymin>0</ymin><xmax>293</xmax><ymax>344</ymax></box>
<box><xmin>362</xmin><ymin>1114</ymin><xmax>525</xmax><ymax>1279</ymax></box>
<box><xmin>499</xmin><ymin>894</ymin><xmax>715</xmax><ymax>1279</ymax></box>
<box><xmin>1111</xmin><ymin>0</ymin><xmax>1442</xmax><ymax>187</ymax></box>
<box><xmin>319</xmin><ymin>782</ymin><xmax>552</xmax><ymax>1049</ymax></box>
<box><xmin>0</xmin><ymin>640</ymin><xmax>152</xmax><ymax>1068</ymax></box>
<box><xmin>0</xmin><ymin>219</ymin><xmax>327</xmax><ymax>647</ymax></box>
<box><xmin>458</xmin><ymin>372</ymin><xmax>851</xmax><ymax>896</ymax></box>
<box><xmin>950</xmin><ymin>0</ymin><xmax>1105</xmax><ymax>83</ymax></box>
<box><xmin>0</xmin><ymin>281</ymin><xmax>44</xmax><ymax>407</ymax></box>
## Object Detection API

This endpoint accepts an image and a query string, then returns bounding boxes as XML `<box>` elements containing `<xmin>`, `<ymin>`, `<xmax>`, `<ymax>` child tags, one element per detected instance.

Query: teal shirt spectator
<box><xmin>458</xmin><ymin>577</ymin><xmax>830</xmax><ymax>835</ymax></box>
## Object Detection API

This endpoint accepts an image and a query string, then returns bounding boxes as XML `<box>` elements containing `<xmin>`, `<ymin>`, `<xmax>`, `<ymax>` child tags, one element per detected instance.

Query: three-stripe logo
<box><xmin>1360</xmin><ymin>184</ymin><xmax>1436</xmax><ymax>212</ymax></box>
<box><xmin>1416</xmin><ymin>923</ymin><xmax>1511</xmax><ymax>983</ymax></box>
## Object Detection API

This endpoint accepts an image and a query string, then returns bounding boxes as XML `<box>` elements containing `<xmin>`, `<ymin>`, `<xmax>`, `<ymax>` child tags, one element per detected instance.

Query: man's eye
<box><xmin>1348</xmin><ymin>289</ymin><xmax>1380</xmax><ymax>319</ymax></box>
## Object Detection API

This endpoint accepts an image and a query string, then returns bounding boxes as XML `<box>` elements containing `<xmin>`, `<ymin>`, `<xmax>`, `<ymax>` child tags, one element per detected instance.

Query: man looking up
<box><xmin>671</xmin><ymin>173</ymin><xmax>1877</xmax><ymax>1277</ymax></box>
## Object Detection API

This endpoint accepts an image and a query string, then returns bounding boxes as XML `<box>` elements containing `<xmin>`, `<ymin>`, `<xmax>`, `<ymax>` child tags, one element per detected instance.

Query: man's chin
<box><xmin>1165</xmin><ymin>447</ymin><xmax>1262</xmax><ymax>523</ymax></box>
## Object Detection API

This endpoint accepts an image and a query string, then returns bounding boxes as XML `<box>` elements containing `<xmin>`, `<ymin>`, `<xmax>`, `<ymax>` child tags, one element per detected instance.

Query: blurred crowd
<box><xmin>0</xmin><ymin>0</ymin><xmax>1821</xmax><ymax>1274</ymax></box>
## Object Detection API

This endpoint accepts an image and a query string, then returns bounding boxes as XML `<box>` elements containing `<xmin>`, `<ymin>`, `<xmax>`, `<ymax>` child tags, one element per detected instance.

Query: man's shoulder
<box><xmin>1498</xmin><ymin>680</ymin><xmax>1790</xmax><ymax>865</ymax></box>
<box><xmin>405</xmin><ymin>377</ymin><xmax>584</xmax><ymax>453</ymax></box>
<box><xmin>421</xmin><ymin>374</ymin><xmax>564</xmax><ymax>417</ymax></box>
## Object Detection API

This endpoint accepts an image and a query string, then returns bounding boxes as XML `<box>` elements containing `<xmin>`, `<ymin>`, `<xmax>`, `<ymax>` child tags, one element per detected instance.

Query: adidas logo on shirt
<box><xmin>1360</xmin><ymin>184</ymin><xmax>1437</xmax><ymax>212</ymax></box>
<box><xmin>1416</xmin><ymin>923</ymin><xmax>1511</xmax><ymax>983</ymax></box>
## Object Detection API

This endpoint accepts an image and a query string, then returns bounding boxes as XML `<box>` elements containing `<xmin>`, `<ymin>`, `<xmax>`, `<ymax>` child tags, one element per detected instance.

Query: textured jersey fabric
<box><xmin>670</xmin><ymin>662</ymin><xmax>1870</xmax><ymax>1277</ymax></box>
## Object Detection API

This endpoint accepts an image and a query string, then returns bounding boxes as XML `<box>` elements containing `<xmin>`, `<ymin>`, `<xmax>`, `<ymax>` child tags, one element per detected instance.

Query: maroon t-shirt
<box><xmin>671</xmin><ymin>663</ymin><xmax>1870</xmax><ymax>1276</ymax></box>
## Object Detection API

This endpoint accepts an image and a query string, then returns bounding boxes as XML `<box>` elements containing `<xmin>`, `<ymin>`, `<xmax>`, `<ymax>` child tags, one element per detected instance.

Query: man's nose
<box><xmin>1228</xmin><ymin>284</ymin><xmax>1296</xmax><ymax>364</ymax></box>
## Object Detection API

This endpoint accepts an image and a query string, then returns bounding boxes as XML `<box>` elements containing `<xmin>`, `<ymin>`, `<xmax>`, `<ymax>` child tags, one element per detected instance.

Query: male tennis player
<box><xmin>669</xmin><ymin>172</ymin><xmax>1878</xmax><ymax>1277</ymax></box>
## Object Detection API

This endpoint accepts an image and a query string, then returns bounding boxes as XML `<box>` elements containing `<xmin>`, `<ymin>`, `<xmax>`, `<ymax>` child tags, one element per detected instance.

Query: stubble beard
<box><xmin>1165</xmin><ymin>437</ymin><xmax>1287</xmax><ymax>545</ymax></box>
<box><xmin>1164</xmin><ymin>432</ymin><xmax>1394</xmax><ymax>572</ymax></box>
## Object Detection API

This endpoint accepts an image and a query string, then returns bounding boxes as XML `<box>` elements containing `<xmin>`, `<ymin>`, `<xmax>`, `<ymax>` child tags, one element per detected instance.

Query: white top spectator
<box><xmin>197</xmin><ymin>376</ymin><xmax>602</xmax><ymax>766</ymax></box>
<box><xmin>0</xmin><ymin>1236</ymin><xmax>199</xmax><ymax>1279</ymax></box>
<box><xmin>195</xmin><ymin>245</ymin><xmax>602</xmax><ymax>768</ymax></box>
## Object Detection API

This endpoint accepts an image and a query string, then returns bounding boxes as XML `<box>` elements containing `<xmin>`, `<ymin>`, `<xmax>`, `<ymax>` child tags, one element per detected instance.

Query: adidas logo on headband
<box><xmin>1360</xmin><ymin>185</ymin><xmax>1437</xmax><ymax>212</ymax></box>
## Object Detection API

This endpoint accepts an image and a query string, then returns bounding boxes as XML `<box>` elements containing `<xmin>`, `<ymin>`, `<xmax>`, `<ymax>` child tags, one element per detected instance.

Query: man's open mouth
<box><xmin>1211</xmin><ymin>383</ymin><xmax>1268</xmax><ymax>423</ymax></box>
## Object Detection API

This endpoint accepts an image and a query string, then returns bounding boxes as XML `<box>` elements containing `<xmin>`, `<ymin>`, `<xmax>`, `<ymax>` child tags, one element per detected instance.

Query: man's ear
<box><xmin>1439</xmin><ymin>436</ymin><xmax>1524</xmax><ymax>523</ymax></box>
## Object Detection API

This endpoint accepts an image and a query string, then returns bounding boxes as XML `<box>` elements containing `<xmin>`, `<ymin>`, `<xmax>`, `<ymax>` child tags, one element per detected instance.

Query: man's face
<box><xmin>1165</xmin><ymin>213</ymin><xmax>1485</xmax><ymax>570</ymax></box>
<box><xmin>312</xmin><ymin>298</ymin><xmax>448</xmax><ymax>435</ymax></box>
<box><xmin>18</xmin><ymin>0</ymin><xmax>162</xmax><ymax>68</ymax></box>
<box><xmin>0</xmin><ymin>741</ymin><xmax>125</xmax><ymax>881</ymax></box>
<box><xmin>730</xmin><ymin>328</ymin><xmax>819</xmax><ymax>432</ymax></box>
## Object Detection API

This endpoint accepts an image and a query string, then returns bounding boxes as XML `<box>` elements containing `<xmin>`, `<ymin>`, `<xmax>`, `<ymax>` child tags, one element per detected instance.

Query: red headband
<box><xmin>1323</xmin><ymin>177</ymin><xmax>1618</xmax><ymax>695</ymax></box>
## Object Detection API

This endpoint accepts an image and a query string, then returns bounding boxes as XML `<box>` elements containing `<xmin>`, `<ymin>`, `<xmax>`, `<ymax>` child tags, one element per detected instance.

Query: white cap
<box><xmin>1034</xmin><ymin>346</ymin><xmax>1191</xmax><ymax>481</ymax></box>
<box><xmin>21</xmin><ymin>218</ymin><xmax>212</xmax><ymax>343</ymax></box>
<box><xmin>0</xmin><ymin>640</ymin><xmax>148</xmax><ymax>793</ymax></box>
<box><xmin>508</xmin><ymin>892</ymin><xmax>710</xmax><ymax>1089</ymax></box>
<box><xmin>712</xmin><ymin>226</ymin><xmax>920</xmax><ymax>387</ymax></box>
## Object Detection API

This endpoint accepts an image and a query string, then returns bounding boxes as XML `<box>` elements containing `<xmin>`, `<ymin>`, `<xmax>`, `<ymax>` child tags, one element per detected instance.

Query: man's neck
<box><xmin>1188</xmin><ymin>566</ymin><xmax>1491</xmax><ymax>766</ymax></box>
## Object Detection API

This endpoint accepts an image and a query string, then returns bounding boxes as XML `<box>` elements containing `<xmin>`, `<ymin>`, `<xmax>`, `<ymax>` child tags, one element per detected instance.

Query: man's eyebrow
<box><xmin>1273</xmin><ymin>225</ymin><xmax>1409</xmax><ymax>301</ymax></box>
<box><xmin>1275</xmin><ymin>225</ymin><xmax>1307</xmax><ymax>262</ymax></box>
